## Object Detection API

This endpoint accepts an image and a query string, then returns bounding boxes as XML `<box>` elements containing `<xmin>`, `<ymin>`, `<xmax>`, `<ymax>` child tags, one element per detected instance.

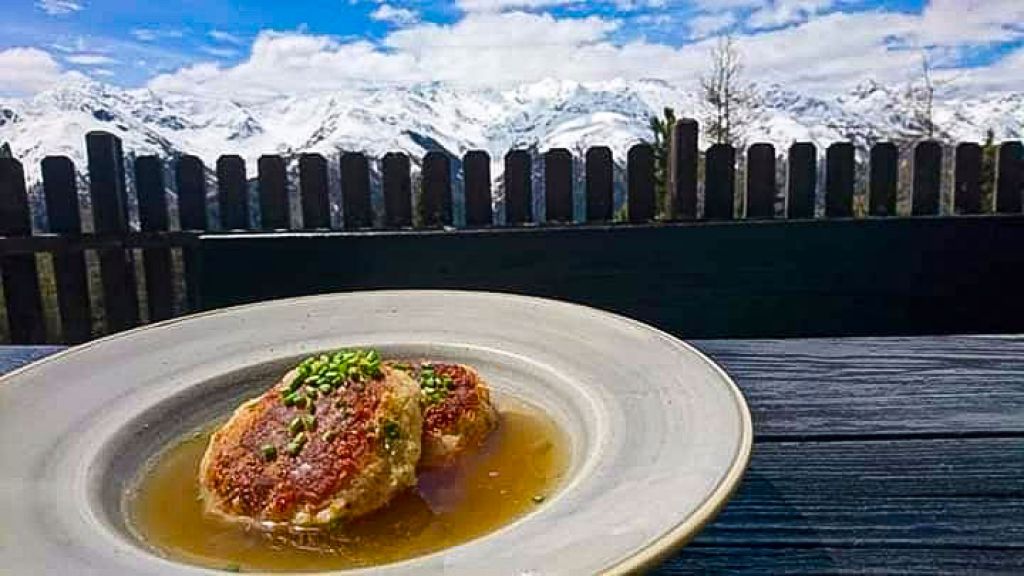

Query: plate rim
<box><xmin>0</xmin><ymin>290</ymin><xmax>753</xmax><ymax>574</ymax></box>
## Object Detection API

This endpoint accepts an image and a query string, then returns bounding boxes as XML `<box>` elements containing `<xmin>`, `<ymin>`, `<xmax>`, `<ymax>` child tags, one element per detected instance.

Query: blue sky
<box><xmin>1</xmin><ymin>0</ymin><xmax>1022</xmax><ymax>98</ymax></box>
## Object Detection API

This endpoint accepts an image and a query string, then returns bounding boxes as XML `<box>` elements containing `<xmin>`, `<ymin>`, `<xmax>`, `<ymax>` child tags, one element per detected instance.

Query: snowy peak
<box><xmin>1</xmin><ymin>78</ymin><xmax>1021</xmax><ymax>192</ymax></box>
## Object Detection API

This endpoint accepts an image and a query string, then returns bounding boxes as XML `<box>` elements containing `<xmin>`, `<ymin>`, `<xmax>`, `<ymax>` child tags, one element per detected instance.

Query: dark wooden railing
<box><xmin>1</xmin><ymin>123</ymin><xmax>1023</xmax><ymax>344</ymax></box>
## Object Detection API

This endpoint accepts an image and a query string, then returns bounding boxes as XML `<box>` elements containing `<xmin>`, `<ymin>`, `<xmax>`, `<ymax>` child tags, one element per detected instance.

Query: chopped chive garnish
<box><xmin>301</xmin><ymin>414</ymin><xmax>317</xmax><ymax>430</ymax></box>
<box><xmin>420</xmin><ymin>365</ymin><xmax>455</xmax><ymax>405</ymax></box>
<box><xmin>322</xmin><ymin>430</ymin><xmax>338</xmax><ymax>442</ymax></box>
<box><xmin>260</xmin><ymin>444</ymin><xmax>277</xmax><ymax>461</ymax></box>
<box><xmin>318</xmin><ymin>383</ymin><xmax>332</xmax><ymax>395</ymax></box>
<box><xmin>288</xmin><ymin>416</ymin><xmax>304</xmax><ymax>436</ymax></box>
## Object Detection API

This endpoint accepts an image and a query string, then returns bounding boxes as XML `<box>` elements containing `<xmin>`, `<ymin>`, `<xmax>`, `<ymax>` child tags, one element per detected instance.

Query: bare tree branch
<box><xmin>699</xmin><ymin>35</ymin><xmax>761</xmax><ymax>147</ymax></box>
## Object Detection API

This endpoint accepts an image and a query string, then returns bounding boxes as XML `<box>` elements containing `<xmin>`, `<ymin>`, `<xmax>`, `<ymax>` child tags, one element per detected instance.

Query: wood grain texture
<box><xmin>995</xmin><ymin>142</ymin><xmax>1022</xmax><ymax>214</ymax></box>
<box><xmin>658</xmin><ymin>548</ymin><xmax>1024</xmax><ymax>575</ymax></box>
<box><xmin>786</xmin><ymin>142</ymin><xmax>816</xmax><ymax>219</ymax></box>
<box><xmin>825</xmin><ymin>142</ymin><xmax>854</xmax><ymax>218</ymax></box>
<box><xmin>133</xmin><ymin>156</ymin><xmax>173</xmax><ymax>322</ymax></box>
<box><xmin>341</xmin><ymin>152</ymin><xmax>372</xmax><ymax>229</ymax></box>
<box><xmin>955</xmin><ymin>143</ymin><xmax>983</xmax><ymax>215</ymax></box>
<box><xmin>913</xmin><ymin>141</ymin><xmax>942</xmax><ymax>216</ymax></box>
<box><xmin>176</xmin><ymin>155</ymin><xmax>209</xmax><ymax>313</ymax></box>
<box><xmin>544</xmin><ymin>148</ymin><xmax>573</xmax><ymax>223</ymax></box>
<box><xmin>0</xmin><ymin>158</ymin><xmax>45</xmax><ymax>343</ymax></box>
<box><xmin>585</xmin><ymin>146</ymin><xmax>613</xmax><ymax>222</ymax></box>
<box><xmin>503</xmin><ymin>150</ymin><xmax>533</xmax><ymax>225</ymax></box>
<box><xmin>41</xmin><ymin>156</ymin><xmax>91</xmax><ymax>343</ymax></box>
<box><xmin>869</xmin><ymin>142</ymin><xmax>899</xmax><ymax>217</ymax></box>
<box><xmin>463</xmin><ymin>150</ymin><xmax>492</xmax><ymax>227</ymax></box>
<box><xmin>421</xmin><ymin>152</ymin><xmax>452</xmax><ymax>227</ymax></box>
<box><xmin>704</xmin><ymin>144</ymin><xmax>735</xmax><ymax>220</ymax></box>
<box><xmin>382</xmin><ymin>152</ymin><xmax>412</xmax><ymax>228</ymax></box>
<box><xmin>627</xmin><ymin>143</ymin><xmax>655</xmax><ymax>222</ymax></box>
<box><xmin>216</xmin><ymin>155</ymin><xmax>249</xmax><ymax>230</ymax></box>
<box><xmin>257</xmin><ymin>155</ymin><xmax>289</xmax><ymax>230</ymax></box>
<box><xmin>84</xmin><ymin>132</ymin><xmax>139</xmax><ymax>333</ymax></box>
<box><xmin>746</xmin><ymin>143</ymin><xmax>776</xmax><ymax>219</ymax></box>
<box><xmin>298</xmin><ymin>153</ymin><xmax>330</xmax><ymax>229</ymax></box>
<box><xmin>672</xmin><ymin>120</ymin><xmax>699</xmax><ymax>219</ymax></box>
<box><xmin>692</xmin><ymin>336</ymin><xmax>1024</xmax><ymax>437</ymax></box>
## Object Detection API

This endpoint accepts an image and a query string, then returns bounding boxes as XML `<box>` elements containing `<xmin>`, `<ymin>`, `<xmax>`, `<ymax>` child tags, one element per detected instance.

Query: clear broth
<box><xmin>127</xmin><ymin>398</ymin><xmax>569</xmax><ymax>572</ymax></box>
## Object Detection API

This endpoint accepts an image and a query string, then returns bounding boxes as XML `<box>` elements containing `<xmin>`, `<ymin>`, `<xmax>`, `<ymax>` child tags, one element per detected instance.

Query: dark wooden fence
<box><xmin>1</xmin><ymin>124</ymin><xmax>1023</xmax><ymax>344</ymax></box>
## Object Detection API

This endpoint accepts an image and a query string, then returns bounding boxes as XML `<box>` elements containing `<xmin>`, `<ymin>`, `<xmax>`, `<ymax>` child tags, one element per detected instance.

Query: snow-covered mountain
<box><xmin>1</xmin><ymin>77</ymin><xmax>1021</xmax><ymax>201</ymax></box>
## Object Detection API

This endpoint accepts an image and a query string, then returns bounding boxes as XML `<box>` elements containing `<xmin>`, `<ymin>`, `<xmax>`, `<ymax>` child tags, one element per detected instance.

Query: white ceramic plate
<box><xmin>0</xmin><ymin>291</ymin><xmax>751</xmax><ymax>575</ymax></box>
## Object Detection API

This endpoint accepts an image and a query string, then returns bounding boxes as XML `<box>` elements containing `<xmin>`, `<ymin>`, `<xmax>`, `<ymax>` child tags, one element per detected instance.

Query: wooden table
<box><xmin>2</xmin><ymin>336</ymin><xmax>1021</xmax><ymax>574</ymax></box>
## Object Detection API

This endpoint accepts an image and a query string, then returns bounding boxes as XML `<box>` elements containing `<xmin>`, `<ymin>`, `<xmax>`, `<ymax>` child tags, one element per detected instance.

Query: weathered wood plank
<box><xmin>0</xmin><ymin>158</ymin><xmax>45</xmax><ymax>344</ymax></box>
<box><xmin>585</xmin><ymin>146</ymin><xmax>613</xmax><ymax>222</ymax></box>
<box><xmin>786</xmin><ymin>142</ymin><xmax>815</xmax><ymax>219</ymax></box>
<box><xmin>692</xmin><ymin>336</ymin><xmax>1024</xmax><ymax>437</ymax></box>
<box><xmin>627</xmin><ymin>143</ymin><xmax>655</xmax><ymax>222</ymax></box>
<box><xmin>85</xmin><ymin>132</ymin><xmax>139</xmax><ymax>333</ymax></box>
<box><xmin>503</xmin><ymin>150</ymin><xmax>533</xmax><ymax>225</ymax></box>
<box><xmin>690</xmin><ymin>440</ymin><xmax>1024</xmax><ymax>548</ymax></box>
<box><xmin>176</xmin><ymin>155</ymin><xmax>208</xmax><ymax>312</ymax></box>
<box><xmin>869</xmin><ymin>142</ymin><xmax>899</xmax><ymax>216</ymax></box>
<box><xmin>382</xmin><ymin>153</ymin><xmax>412</xmax><ymax>228</ymax></box>
<box><xmin>299</xmin><ymin>153</ymin><xmax>330</xmax><ymax>229</ymax></box>
<box><xmin>463</xmin><ymin>150</ymin><xmax>492</xmax><ymax>227</ymax></box>
<box><xmin>176</xmin><ymin>155</ymin><xmax>207</xmax><ymax>231</ymax></box>
<box><xmin>825</xmin><ymin>142</ymin><xmax>854</xmax><ymax>218</ymax></box>
<box><xmin>341</xmin><ymin>152</ymin><xmax>372</xmax><ymax>230</ymax></box>
<box><xmin>257</xmin><ymin>155</ymin><xmax>289</xmax><ymax>230</ymax></box>
<box><xmin>216</xmin><ymin>155</ymin><xmax>249</xmax><ymax>230</ymax></box>
<box><xmin>955</xmin><ymin>142</ymin><xmax>983</xmax><ymax>214</ymax></box>
<box><xmin>746</xmin><ymin>143</ymin><xmax>776</xmax><ymax>219</ymax></box>
<box><xmin>995</xmin><ymin>141</ymin><xmax>1022</xmax><ymax>214</ymax></box>
<box><xmin>704</xmin><ymin>144</ymin><xmax>735</xmax><ymax>220</ymax></box>
<box><xmin>133</xmin><ymin>156</ymin><xmax>173</xmax><ymax>322</ymax></box>
<box><xmin>658</xmin><ymin>547</ymin><xmax>1024</xmax><ymax>575</ymax></box>
<box><xmin>421</xmin><ymin>152</ymin><xmax>452</xmax><ymax>227</ymax></box>
<box><xmin>41</xmin><ymin>156</ymin><xmax>91</xmax><ymax>343</ymax></box>
<box><xmin>0</xmin><ymin>346</ymin><xmax>65</xmax><ymax>374</ymax></box>
<box><xmin>913</xmin><ymin>140</ymin><xmax>942</xmax><ymax>215</ymax></box>
<box><xmin>544</xmin><ymin>148</ymin><xmax>573</xmax><ymax>223</ymax></box>
<box><xmin>196</xmin><ymin>216</ymin><xmax>1024</xmax><ymax>340</ymax></box>
<box><xmin>672</xmin><ymin>119</ymin><xmax>699</xmax><ymax>219</ymax></box>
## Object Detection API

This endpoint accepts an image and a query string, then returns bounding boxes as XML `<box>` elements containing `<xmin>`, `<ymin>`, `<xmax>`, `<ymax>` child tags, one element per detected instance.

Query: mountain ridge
<box><xmin>1</xmin><ymin>77</ymin><xmax>1021</xmax><ymax>198</ymax></box>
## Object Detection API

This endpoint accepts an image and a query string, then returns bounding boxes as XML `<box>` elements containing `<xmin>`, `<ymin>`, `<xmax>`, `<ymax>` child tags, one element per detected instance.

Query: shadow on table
<box><xmin>651</xmin><ymin>470</ymin><xmax>838</xmax><ymax>575</ymax></box>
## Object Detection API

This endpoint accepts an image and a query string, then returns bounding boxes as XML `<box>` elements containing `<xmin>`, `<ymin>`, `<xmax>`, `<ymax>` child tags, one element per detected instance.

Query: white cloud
<box><xmin>35</xmin><ymin>0</ymin><xmax>84</xmax><ymax>15</ymax></box>
<box><xmin>692</xmin><ymin>0</ymin><xmax>763</xmax><ymax>11</ymax></box>
<box><xmin>118</xmin><ymin>4</ymin><xmax>1024</xmax><ymax>102</ymax></box>
<box><xmin>747</xmin><ymin>0</ymin><xmax>837</xmax><ymax>30</ymax></box>
<box><xmin>200</xmin><ymin>45</ymin><xmax>240</xmax><ymax>58</ymax></box>
<box><xmin>689</xmin><ymin>12</ymin><xmax>738</xmax><ymax>39</ymax></box>
<box><xmin>918</xmin><ymin>0</ymin><xmax>1024</xmax><ymax>46</ymax></box>
<box><xmin>0</xmin><ymin>48</ymin><xmax>82</xmax><ymax>96</ymax></box>
<box><xmin>457</xmin><ymin>0</ymin><xmax>579</xmax><ymax>12</ymax></box>
<box><xmin>64</xmin><ymin>53</ymin><xmax>116</xmax><ymax>65</ymax></box>
<box><xmin>209</xmin><ymin>30</ymin><xmax>246</xmax><ymax>45</ymax></box>
<box><xmin>132</xmin><ymin>28</ymin><xmax>185</xmax><ymax>42</ymax></box>
<box><xmin>734</xmin><ymin>10</ymin><xmax>922</xmax><ymax>90</ymax></box>
<box><xmin>954</xmin><ymin>45</ymin><xmax>1024</xmax><ymax>93</ymax></box>
<box><xmin>370</xmin><ymin>4</ymin><xmax>421</xmax><ymax>26</ymax></box>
